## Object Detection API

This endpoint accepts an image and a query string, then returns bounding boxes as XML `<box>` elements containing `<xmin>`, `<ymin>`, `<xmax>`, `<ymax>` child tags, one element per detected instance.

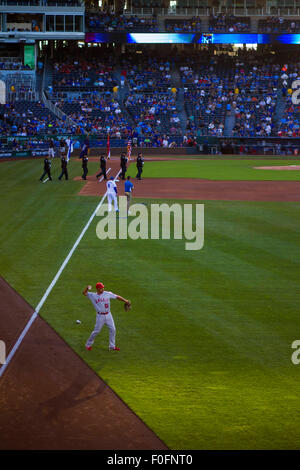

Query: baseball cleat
<box><xmin>86</xmin><ymin>346</ymin><xmax>92</xmax><ymax>351</ymax></box>
<box><xmin>109</xmin><ymin>347</ymin><xmax>120</xmax><ymax>351</ymax></box>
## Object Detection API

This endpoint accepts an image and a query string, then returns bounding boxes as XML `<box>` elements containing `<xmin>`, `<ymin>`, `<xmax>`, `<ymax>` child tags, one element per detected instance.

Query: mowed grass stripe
<box><xmin>139</xmin><ymin>219</ymin><xmax>298</xmax><ymax>354</ymax></box>
<box><xmin>208</xmin><ymin>200</ymin><xmax>300</xmax><ymax>235</ymax></box>
<box><xmin>128</xmin><ymin>159</ymin><xmax>300</xmax><ymax>180</ymax></box>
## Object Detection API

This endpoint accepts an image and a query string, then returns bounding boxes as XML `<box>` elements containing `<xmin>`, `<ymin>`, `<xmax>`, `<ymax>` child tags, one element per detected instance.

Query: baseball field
<box><xmin>1</xmin><ymin>155</ymin><xmax>300</xmax><ymax>450</ymax></box>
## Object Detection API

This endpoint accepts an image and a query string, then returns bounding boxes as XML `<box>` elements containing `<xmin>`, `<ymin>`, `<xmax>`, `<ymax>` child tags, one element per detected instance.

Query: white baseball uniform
<box><xmin>48</xmin><ymin>147</ymin><xmax>55</xmax><ymax>158</ymax></box>
<box><xmin>106</xmin><ymin>180</ymin><xmax>118</xmax><ymax>212</ymax></box>
<box><xmin>85</xmin><ymin>291</ymin><xmax>118</xmax><ymax>349</ymax></box>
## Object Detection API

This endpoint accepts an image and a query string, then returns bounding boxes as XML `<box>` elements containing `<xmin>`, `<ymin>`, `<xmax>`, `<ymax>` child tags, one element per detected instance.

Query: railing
<box><xmin>42</xmin><ymin>90</ymin><xmax>76</xmax><ymax>128</ymax></box>
<box><xmin>7</xmin><ymin>90</ymin><xmax>37</xmax><ymax>101</ymax></box>
<box><xmin>0</xmin><ymin>57</ymin><xmax>22</xmax><ymax>63</ymax></box>
<box><xmin>124</xmin><ymin>6</ymin><xmax>300</xmax><ymax>17</ymax></box>
<box><xmin>0</xmin><ymin>60</ymin><xmax>26</xmax><ymax>70</ymax></box>
<box><xmin>42</xmin><ymin>58</ymin><xmax>76</xmax><ymax>127</ymax></box>
<box><xmin>0</xmin><ymin>0</ymin><xmax>81</xmax><ymax>6</ymax></box>
<box><xmin>0</xmin><ymin>135</ymin><xmax>300</xmax><ymax>159</ymax></box>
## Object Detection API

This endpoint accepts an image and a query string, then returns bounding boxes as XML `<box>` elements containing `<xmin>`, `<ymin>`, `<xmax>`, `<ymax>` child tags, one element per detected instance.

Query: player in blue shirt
<box><xmin>124</xmin><ymin>176</ymin><xmax>134</xmax><ymax>214</ymax></box>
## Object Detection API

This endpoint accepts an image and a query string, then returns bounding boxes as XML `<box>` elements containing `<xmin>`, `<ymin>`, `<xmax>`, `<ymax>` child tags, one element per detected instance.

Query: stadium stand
<box><xmin>208</xmin><ymin>13</ymin><xmax>251</xmax><ymax>32</ymax></box>
<box><xmin>123</xmin><ymin>55</ymin><xmax>172</xmax><ymax>92</ymax></box>
<box><xmin>125</xmin><ymin>92</ymin><xmax>182</xmax><ymax>137</ymax></box>
<box><xmin>52</xmin><ymin>59</ymin><xmax>117</xmax><ymax>92</ymax></box>
<box><xmin>258</xmin><ymin>17</ymin><xmax>300</xmax><ymax>33</ymax></box>
<box><xmin>165</xmin><ymin>17</ymin><xmax>201</xmax><ymax>32</ymax></box>
<box><xmin>1</xmin><ymin>2</ymin><xmax>300</xmax><ymax>155</ymax></box>
<box><xmin>52</xmin><ymin>93</ymin><xmax>133</xmax><ymax>137</ymax></box>
<box><xmin>86</xmin><ymin>12</ymin><xmax>158</xmax><ymax>32</ymax></box>
<box><xmin>0</xmin><ymin>101</ymin><xmax>70</xmax><ymax>136</ymax></box>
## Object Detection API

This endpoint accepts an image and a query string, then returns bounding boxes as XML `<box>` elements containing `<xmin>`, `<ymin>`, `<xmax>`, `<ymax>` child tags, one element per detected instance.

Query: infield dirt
<box><xmin>0</xmin><ymin>277</ymin><xmax>167</xmax><ymax>450</ymax></box>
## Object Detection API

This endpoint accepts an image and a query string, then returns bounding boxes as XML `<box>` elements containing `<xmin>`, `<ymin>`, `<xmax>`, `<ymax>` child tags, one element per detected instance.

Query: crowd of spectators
<box><xmin>181</xmin><ymin>54</ymin><xmax>233</xmax><ymax>136</ymax></box>
<box><xmin>209</xmin><ymin>13</ymin><xmax>251</xmax><ymax>32</ymax></box>
<box><xmin>124</xmin><ymin>57</ymin><xmax>172</xmax><ymax>91</ymax></box>
<box><xmin>258</xmin><ymin>17</ymin><xmax>300</xmax><ymax>33</ymax></box>
<box><xmin>230</xmin><ymin>63</ymin><xmax>279</xmax><ymax>137</ymax></box>
<box><xmin>0</xmin><ymin>101</ymin><xmax>72</xmax><ymax>136</ymax></box>
<box><xmin>125</xmin><ymin>92</ymin><xmax>182</xmax><ymax>137</ymax></box>
<box><xmin>53</xmin><ymin>93</ymin><xmax>132</xmax><ymax>138</ymax></box>
<box><xmin>277</xmin><ymin>63</ymin><xmax>300</xmax><ymax>136</ymax></box>
<box><xmin>3</xmin><ymin>47</ymin><xmax>300</xmax><ymax>147</ymax></box>
<box><xmin>165</xmin><ymin>18</ymin><xmax>201</xmax><ymax>32</ymax></box>
<box><xmin>277</xmin><ymin>100</ymin><xmax>300</xmax><ymax>137</ymax></box>
<box><xmin>52</xmin><ymin>59</ymin><xmax>117</xmax><ymax>91</ymax></box>
<box><xmin>180</xmin><ymin>53</ymin><xmax>283</xmax><ymax>138</ymax></box>
<box><xmin>86</xmin><ymin>12</ymin><xmax>158</xmax><ymax>32</ymax></box>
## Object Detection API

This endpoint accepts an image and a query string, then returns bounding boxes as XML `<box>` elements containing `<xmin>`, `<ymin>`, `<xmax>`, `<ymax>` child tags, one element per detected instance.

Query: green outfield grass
<box><xmin>1</xmin><ymin>158</ymin><xmax>300</xmax><ymax>449</ymax></box>
<box><xmin>127</xmin><ymin>159</ymin><xmax>300</xmax><ymax>180</ymax></box>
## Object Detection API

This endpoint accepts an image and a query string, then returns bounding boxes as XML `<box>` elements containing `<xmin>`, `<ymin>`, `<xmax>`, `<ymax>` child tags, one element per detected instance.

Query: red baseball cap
<box><xmin>96</xmin><ymin>282</ymin><xmax>104</xmax><ymax>289</ymax></box>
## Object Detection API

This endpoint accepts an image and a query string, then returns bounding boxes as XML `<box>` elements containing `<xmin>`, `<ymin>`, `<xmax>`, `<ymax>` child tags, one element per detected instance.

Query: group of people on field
<box><xmin>39</xmin><ymin>138</ymin><xmax>144</xmax><ymax>186</ymax></box>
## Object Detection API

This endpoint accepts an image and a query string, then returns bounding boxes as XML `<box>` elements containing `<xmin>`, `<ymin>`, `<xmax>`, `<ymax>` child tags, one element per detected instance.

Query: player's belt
<box><xmin>98</xmin><ymin>311</ymin><xmax>109</xmax><ymax>315</ymax></box>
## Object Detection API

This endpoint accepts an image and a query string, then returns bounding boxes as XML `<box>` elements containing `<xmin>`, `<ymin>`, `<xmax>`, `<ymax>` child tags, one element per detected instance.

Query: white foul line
<box><xmin>0</xmin><ymin>169</ymin><xmax>121</xmax><ymax>379</ymax></box>
<box><xmin>99</xmin><ymin>167</ymin><xmax>111</xmax><ymax>182</ymax></box>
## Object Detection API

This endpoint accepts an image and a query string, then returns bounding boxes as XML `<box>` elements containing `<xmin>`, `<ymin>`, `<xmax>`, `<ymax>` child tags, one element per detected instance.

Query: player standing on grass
<box><xmin>83</xmin><ymin>282</ymin><xmax>130</xmax><ymax>351</ymax></box>
<box><xmin>106</xmin><ymin>176</ymin><xmax>118</xmax><ymax>212</ymax></box>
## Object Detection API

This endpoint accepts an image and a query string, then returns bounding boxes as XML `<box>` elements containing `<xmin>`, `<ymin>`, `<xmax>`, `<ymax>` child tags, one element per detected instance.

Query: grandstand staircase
<box><xmin>171</xmin><ymin>68</ymin><xmax>181</xmax><ymax>90</ymax></box>
<box><xmin>114</xmin><ymin>65</ymin><xmax>128</xmax><ymax>101</ymax></box>
<box><xmin>35</xmin><ymin>71</ymin><xmax>43</xmax><ymax>100</ymax></box>
<box><xmin>201</xmin><ymin>16</ymin><xmax>210</xmax><ymax>33</ymax></box>
<box><xmin>274</xmin><ymin>91</ymin><xmax>287</xmax><ymax>134</ymax></box>
<box><xmin>113</xmin><ymin>65</ymin><xmax>133</xmax><ymax>124</ymax></box>
<box><xmin>171</xmin><ymin>68</ymin><xmax>188</xmax><ymax>133</ymax></box>
<box><xmin>40</xmin><ymin>58</ymin><xmax>77</xmax><ymax>131</ymax></box>
<box><xmin>43</xmin><ymin>59</ymin><xmax>53</xmax><ymax>94</ymax></box>
<box><xmin>176</xmin><ymin>88</ymin><xmax>188</xmax><ymax>134</ymax></box>
<box><xmin>250</xmin><ymin>17</ymin><xmax>259</xmax><ymax>33</ymax></box>
<box><xmin>224</xmin><ymin>110</ymin><xmax>236</xmax><ymax>137</ymax></box>
<box><xmin>157</xmin><ymin>16</ymin><xmax>165</xmax><ymax>32</ymax></box>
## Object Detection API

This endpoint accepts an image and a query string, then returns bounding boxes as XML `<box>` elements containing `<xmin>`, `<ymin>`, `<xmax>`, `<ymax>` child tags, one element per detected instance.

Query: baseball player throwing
<box><xmin>83</xmin><ymin>282</ymin><xmax>130</xmax><ymax>351</ymax></box>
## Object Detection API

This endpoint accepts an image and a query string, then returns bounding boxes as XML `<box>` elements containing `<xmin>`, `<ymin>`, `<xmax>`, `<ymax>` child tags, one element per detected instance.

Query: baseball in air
<box><xmin>76</xmin><ymin>320</ymin><xmax>81</xmax><ymax>324</ymax></box>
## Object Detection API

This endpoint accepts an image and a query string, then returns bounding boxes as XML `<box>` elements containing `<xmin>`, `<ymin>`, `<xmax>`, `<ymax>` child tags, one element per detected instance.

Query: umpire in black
<box><xmin>58</xmin><ymin>155</ymin><xmax>68</xmax><ymax>180</ymax></box>
<box><xmin>40</xmin><ymin>156</ymin><xmax>52</xmax><ymax>182</ymax></box>
<box><xmin>120</xmin><ymin>152</ymin><xmax>128</xmax><ymax>180</ymax></box>
<box><xmin>136</xmin><ymin>152</ymin><xmax>144</xmax><ymax>180</ymax></box>
<box><xmin>96</xmin><ymin>153</ymin><xmax>107</xmax><ymax>180</ymax></box>
<box><xmin>82</xmin><ymin>155</ymin><xmax>88</xmax><ymax>180</ymax></box>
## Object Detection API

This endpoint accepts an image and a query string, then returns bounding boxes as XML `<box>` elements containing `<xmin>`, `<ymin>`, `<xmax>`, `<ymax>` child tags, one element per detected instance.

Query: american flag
<box><xmin>107</xmin><ymin>133</ymin><xmax>111</xmax><ymax>160</ymax></box>
<box><xmin>127</xmin><ymin>138</ymin><xmax>132</xmax><ymax>160</ymax></box>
